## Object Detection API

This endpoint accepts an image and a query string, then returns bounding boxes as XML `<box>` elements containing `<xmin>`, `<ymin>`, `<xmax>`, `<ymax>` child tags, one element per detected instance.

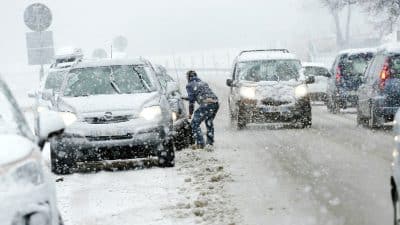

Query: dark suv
<box><xmin>327</xmin><ymin>48</ymin><xmax>376</xmax><ymax>113</ymax></box>
<box><xmin>357</xmin><ymin>45</ymin><xmax>400</xmax><ymax>128</ymax></box>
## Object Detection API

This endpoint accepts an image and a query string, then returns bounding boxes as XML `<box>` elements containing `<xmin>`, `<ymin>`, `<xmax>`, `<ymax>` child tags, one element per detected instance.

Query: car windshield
<box><xmin>342</xmin><ymin>53</ymin><xmax>374</xmax><ymax>76</ymax></box>
<box><xmin>44</xmin><ymin>70</ymin><xmax>65</xmax><ymax>92</ymax></box>
<box><xmin>237</xmin><ymin>60</ymin><xmax>301</xmax><ymax>82</ymax></box>
<box><xmin>304</xmin><ymin>66</ymin><xmax>328</xmax><ymax>77</ymax></box>
<box><xmin>0</xmin><ymin>81</ymin><xmax>33</xmax><ymax>140</ymax></box>
<box><xmin>63</xmin><ymin>65</ymin><xmax>154</xmax><ymax>97</ymax></box>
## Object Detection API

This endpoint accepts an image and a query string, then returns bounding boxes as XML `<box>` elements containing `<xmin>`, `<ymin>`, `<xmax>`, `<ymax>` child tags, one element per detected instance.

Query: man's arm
<box><xmin>186</xmin><ymin>84</ymin><xmax>196</xmax><ymax>118</ymax></box>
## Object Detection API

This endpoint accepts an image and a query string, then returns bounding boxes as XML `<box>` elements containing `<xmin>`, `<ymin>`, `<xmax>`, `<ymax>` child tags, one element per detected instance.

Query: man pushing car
<box><xmin>185</xmin><ymin>70</ymin><xmax>219</xmax><ymax>150</ymax></box>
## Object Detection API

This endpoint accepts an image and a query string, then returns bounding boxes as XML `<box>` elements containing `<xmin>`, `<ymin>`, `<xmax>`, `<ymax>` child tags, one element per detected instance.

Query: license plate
<box><xmin>263</xmin><ymin>106</ymin><xmax>285</xmax><ymax>113</ymax></box>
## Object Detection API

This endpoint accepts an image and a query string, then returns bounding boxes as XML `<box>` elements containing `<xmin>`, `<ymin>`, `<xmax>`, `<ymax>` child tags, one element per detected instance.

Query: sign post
<box><xmin>24</xmin><ymin>3</ymin><xmax>54</xmax><ymax>135</ymax></box>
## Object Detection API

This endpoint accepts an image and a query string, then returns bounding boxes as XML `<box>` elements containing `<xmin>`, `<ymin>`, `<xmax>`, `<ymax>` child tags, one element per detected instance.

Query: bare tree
<box><xmin>359</xmin><ymin>0</ymin><xmax>400</xmax><ymax>34</ymax></box>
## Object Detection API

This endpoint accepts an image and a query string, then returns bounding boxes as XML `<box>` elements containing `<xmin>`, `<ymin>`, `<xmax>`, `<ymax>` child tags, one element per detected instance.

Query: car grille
<box><xmin>85</xmin><ymin>134</ymin><xmax>133</xmax><ymax>142</ymax></box>
<box><xmin>84</xmin><ymin>115</ymin><xmax>133</xmax><ymax>124</ymax></box>
<box><xmin>261</xmin><ymin>98</ymin><xmax>290</xmax><ymax>106</ymax></box>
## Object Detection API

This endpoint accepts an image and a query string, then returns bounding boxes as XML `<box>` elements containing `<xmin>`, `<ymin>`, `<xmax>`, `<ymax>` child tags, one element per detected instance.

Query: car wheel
<box><xmin>392</xmin><ymin>178</ymin><xmax>400</xmax><ymax>225</ymax></box>
<box><xmin>231</xmin><ymin>105</ymin><xmax>246</xmax><ymax>130</ymax></box>
<box><xmin>369</xmin><ymin>103</ymin><xmax>383</xmax><ymax>129</ymax></box>
<box><xmin>356</xmin><ymin>105</ymin><xmax>367</xmax><ymax>126</ymax></box>
<box><xmin>158</xmin><ymin>141</ymin><xmax>175</xmax><ymax>168</ymax></box>
<box><xmin>299</xmin><ymin>102</ymin><xmax>312</xmax><ymax>128</ymax></box>
<box><xmin>327</xmin><ymin>95</ymin><xmax>334</xmax><ymax>113</ymax></box>
<box><xmin>50</xmin><ymin>143</ymin><xmax>75</xmax><ymax>175</ymax></box>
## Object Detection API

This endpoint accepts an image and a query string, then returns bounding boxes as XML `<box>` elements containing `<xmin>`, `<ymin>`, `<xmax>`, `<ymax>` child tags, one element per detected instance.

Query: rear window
<box><xmin>340</xmin><ymin>53</ymin><xmax>374</xmax><ymax>77</ymax></box>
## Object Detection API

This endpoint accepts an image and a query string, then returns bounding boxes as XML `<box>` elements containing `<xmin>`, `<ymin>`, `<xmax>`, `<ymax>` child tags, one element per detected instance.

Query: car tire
<box><xmin>231</xmin><ymin>104</ymin><xmax>246</xmax><ymax>130</ymax></box>
<box><xmin>174</xmin><ymin>122</ymin><xmax>191</xmax><ymax>151</ymax></box>
<box><xmin>158</xmin><ymin>141</ymin><xmax>175</xmax><ymax>168</ymax></box>
<box><xmin>356</xmin><ymin>105</ymin><xmax>367</xmax><ymax>126</ymax></box>
<box><xmin>299</xmin><ymin>102</ymin><xmax>312</xmax><ymax>128</ymax></box>
<box><xmin>392</xmin><ymin>178</ymin><xmax>400</xmax><ymax>225</ymax></box>
<box><xmin>369</xmin><ymin>103</ymin><xmax>383</xmax><ymax>129</ymax></box>
<box><xmin>50</xmin><ymin>143</ymin><xmax>75</xmax><ymax>175</ymax></box>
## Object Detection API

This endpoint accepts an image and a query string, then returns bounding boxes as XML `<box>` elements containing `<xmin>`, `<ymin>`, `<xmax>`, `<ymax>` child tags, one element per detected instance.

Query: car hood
<box><xmin>59</xmin><ymin>92</ymin><xmax>160</xmax><ymax>114</ymax></box>
<box><xmin>242</xmin><ymin>80</ymin><xmax>300</xmax><ymax>101</ymax></box>
<box><xmin>0</xmin><ymin>135</ymin><xmax>34</xmax><ymax>166</ymax></box>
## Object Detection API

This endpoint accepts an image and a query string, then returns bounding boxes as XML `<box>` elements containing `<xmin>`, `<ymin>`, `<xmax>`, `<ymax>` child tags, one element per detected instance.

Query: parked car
<box><xmin>357</xmin><ymin>44</ymin><xmax>400</xmax><ymax>128</ymax></box>
<box><xmin>302</xmin><ymin>62</ymin><xmax>331</xmax><ymax>102</ymax></box>
<box><xmin>391</xmin><ymin>110</ymin><xmax>400</xmax><ymax>225</ymax></box>
<box><xmin>226</xmin><ymin>49</ymin><xmax>315</xmax><ymax>129</ymax></box>
<box><xmin>0</xmin><ymin>75</ymin><xmax>66</xmax><ymax>225</ymax></box>
<box><xmin>153</xmin><ymin>65</ymin><xmax>192</xmax><ymax>150</ymax></box>
<box><xmin>327</xmin><ymin>48</ymin><xmax>376</xmax><ymax>113</ymax></box>
<box><xmin>47</xmin><ymin>59</ymin><xmax>176</xmax><ymax>174</ymax></box>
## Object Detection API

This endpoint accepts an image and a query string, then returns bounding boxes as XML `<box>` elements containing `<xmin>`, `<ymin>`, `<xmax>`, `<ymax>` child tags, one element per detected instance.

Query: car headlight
<box><xmin>295</xmin><ymin>85</ymin><xmax>308</xmax><ymax>98</ymax></box>
<box><xmin>59</xmin><ymin>112</ymin><xmax>77</xmax><ymax>126</ymax></box>
<box><xmin>240</xmin><ymin>87</ymin><xmax>256</xmax><ymax>99</ymax></box>
<box><xmin>172</xmin><ymin>112</ymin><xmax>178</xmax><ymax>122</ymax></box>
<box><xmin>12</xmin><ymin>161</ymin><xmax>44</xmax><ymax>186</ymax></box>
<box><xmin>140</xmin><ymin>106</ymin><xmax>162</xmax><ymax>120</ymax></box>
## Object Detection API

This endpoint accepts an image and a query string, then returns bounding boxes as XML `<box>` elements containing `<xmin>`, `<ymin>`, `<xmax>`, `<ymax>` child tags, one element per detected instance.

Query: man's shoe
<box><xmin>205</xmin><ymin>144</ymin><xmax>214</xmax><ymax>152</ymax></box>
<box><xmin>191</xmin><ymin>144</ymin><xmax>205</xmax><ymax>150</ymax></box>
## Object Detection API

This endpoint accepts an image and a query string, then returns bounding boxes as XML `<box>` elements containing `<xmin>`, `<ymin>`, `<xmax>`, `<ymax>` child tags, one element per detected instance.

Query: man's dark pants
<box><xmin>191</xmin><ymin>102</ymin><xmax>219</xmax><ymax>146</ymax></box>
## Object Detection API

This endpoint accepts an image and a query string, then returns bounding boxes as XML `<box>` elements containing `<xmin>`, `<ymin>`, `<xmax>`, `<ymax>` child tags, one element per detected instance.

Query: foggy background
<box><xmin>0</xmin><ymin>0</ymin><xmax>373</xmax><ymax>71</ymax></box>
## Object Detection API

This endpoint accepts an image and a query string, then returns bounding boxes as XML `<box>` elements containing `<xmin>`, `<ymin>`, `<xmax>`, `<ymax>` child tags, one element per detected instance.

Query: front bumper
<box><xmin>238</xmin><ymin>98</ymin><xmax>310</xmax><ymax>123</ymax></box>
<box><xmin>51</xmin><ymin>123</ymin><xmax>171</xmax><ymax>162</ymax></box>
<box><xmin>0</xmin><ymin>183</ymin><xmax>59</xmax><ymax>225</ymax></box>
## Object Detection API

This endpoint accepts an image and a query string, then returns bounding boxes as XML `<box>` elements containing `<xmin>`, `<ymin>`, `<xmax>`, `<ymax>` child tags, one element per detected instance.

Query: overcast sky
<box><xmin>0</xmin><ymin>0</ymin><xmax>372</xmax><ymax>68</ymax></box>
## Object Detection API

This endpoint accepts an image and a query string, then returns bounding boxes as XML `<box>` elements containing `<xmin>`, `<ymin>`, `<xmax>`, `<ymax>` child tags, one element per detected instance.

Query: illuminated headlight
<box><xmin>12</xmin><ymin>161</ymin><xmax>44</xmax><ymax>186</ymax></box>
<box><xmin>295</xmin><ymin>85</ymin><xmax>308</xmax><ymax>98</ymax></box>
<box><xmin>172</xmin><ymin>112</ymin><xmax>178</xmax><ymax>122</ymax></box>
<box><xmin>59</xmin><ymin>112</ymin><xmax>77</xmax><ymax>126</ymax></box>
<box><xmin>240</xmin><ymin>87</ymin><xmax>256</xmax><ymax>99</ymax></box>
<box><xmin>140</xmin><ymin>106</ymin><xmax>162</xmax><ymax>120</ymax></box>
<box><xmin>394</xmin><ymin>149</ymin><xmax>399</xmax><ymax>159</ymax></box>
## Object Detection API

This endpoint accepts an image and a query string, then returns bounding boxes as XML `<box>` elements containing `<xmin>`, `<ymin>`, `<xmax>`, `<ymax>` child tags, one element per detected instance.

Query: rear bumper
<box><xmin>374</xmin><ymin>97</ymin><xmax>400</xmax><ymax>120</ymax></box>
<box><xmin>334</xmin><ymin>91</ymin><xmax>358</xmax><ymax>107</ymax></box>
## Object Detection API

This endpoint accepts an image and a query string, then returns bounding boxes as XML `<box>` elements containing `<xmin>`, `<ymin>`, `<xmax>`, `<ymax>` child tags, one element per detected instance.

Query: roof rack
<box><xmin>239</xmin><ymin>49</ymin><xmax>290</xmax><ymax>56</ymax></box>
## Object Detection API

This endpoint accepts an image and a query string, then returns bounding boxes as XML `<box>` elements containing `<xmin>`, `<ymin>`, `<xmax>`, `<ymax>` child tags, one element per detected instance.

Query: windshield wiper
<box><xmin>132</xmin><ymin>66</ymin><xmax>151</xmax><ymax>92</ymax></box>
<box><xmin>109</xmin><ymin>68</ymin><xmax>121</xmax><ymax>94</ymax></box>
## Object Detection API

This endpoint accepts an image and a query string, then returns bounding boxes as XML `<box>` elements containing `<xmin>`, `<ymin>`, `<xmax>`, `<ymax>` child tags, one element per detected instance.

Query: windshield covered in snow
<box><xmin>303</xmin><ymin>66</ymin><xmax>329</xmax><ymax>77</ymax></box>
<box><xmin>0</xmin><ymin>81</ymin><xmax>33</xmax><ymax>140</ymax></box>
<box><xmin>237</xmin><ymin>60</ymin><xmax>301</xmax><ymax>82</ymax></box>
<box><xmin>44</xmin><ymin>70</ymin><xmax>65</xmax><ymax>92</ymax></box>
<box><xmin>63</xmin><ymin>65</ymin><xmax>154</xmax><ymax>97</ymax></box>
<box><xmin>341</xmin><ymin>53</ymin><xmax>374</xmax><ymax>76</ymax></box>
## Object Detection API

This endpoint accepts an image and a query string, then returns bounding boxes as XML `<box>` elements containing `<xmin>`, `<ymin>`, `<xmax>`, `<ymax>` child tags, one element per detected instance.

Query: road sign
<box><xmin>113</xmin><ymin>36</ymin><xmax>128</xmax><ymax>52</ymax></box>
<box><xmin>26</xmin><ymin>31</ymin><xmax>55</xmax><ymax>65</ymax></box>
<box><xmin>24</xmin><ymin>3</ymin><xmax>52</xmax><ymax>32</ymax></box>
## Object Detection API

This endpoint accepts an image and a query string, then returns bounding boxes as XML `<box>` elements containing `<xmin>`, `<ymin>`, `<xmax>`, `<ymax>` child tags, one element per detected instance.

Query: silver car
<box><xmin>0</xmin><ymin>76</ymin><xmax>66</xmax><ymax>225</ymax></box>
<box><xmin>46</xmin><ymin>59</ymin><xmax>176</xmax><ymax>174</ymax></box>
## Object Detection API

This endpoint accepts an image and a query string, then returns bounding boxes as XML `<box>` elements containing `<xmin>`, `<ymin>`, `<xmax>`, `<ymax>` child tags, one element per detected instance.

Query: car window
<box><xmin>341</xmin><ymin>53</ymin><xmax>374</xmax><ymax>77</ymax></box>
<box><xmin>389</xmin><ymin>55</ymin><xmax>400</xmax><ymax>78</ymax></box>
<box><xmin>63</xmin><ymin>65</ymin><xmax>155</xmax><ymax>97</ymax></box>
<box><xmin>303</xmin><ymin>66</ymin><xmax>328</xmax><ymax>77</ymax></box>
<box><xmin>44</xmin><ymin>70</ymin><xmax>65</xmax><ymax>92</ymax></box>
<box><xmin>237</xmin><ymin>60</ymin><xmax>301</xmax><ymax>82</ymax></box>
<box><xmin>0</xmin><ymin>81</ymin><xmax>33</xmax><ymax>140</ymax></box>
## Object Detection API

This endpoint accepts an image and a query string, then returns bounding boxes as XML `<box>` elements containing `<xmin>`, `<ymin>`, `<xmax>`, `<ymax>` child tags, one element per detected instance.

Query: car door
<box><xmin>358</xmin><ymin>55</ymin><xmax>376</xmax><ymax>115</ymax></box>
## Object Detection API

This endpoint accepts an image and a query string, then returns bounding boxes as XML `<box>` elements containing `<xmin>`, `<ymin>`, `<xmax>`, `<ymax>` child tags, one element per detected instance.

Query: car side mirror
<box><xmin>166</xmin><ymin>81</ymin><xmax>179</xmax><ymax>95</ymax></box>
<box><xmin>27</xmin><ymin>89</ymin><xmax>38</xmax><ymax>98</ymax></box>
<box><xmin>38</xmin><ymin>110</ymin><xmax>65</xmax><ymax>149</ymax></box>
<box><xmin>42</xmin><ymin>89</ymin><xmax>54</xmax><ymax>101</ymax></box>
<box><xmin>305</xmin><ymin>76</ymin><xmax>315</xmax><ymax>84</ymax></box>
<box><xmin>226</xmin><ymin>79</ymin><xmax>234</xmax><ymax>87</ymax></box>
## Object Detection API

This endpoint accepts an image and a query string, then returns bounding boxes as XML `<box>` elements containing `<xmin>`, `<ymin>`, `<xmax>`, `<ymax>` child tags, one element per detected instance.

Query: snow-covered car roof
<box><xmin>72</xmin><ymin>58</ymin><xmax>147</xmax><ymax>69</ymax></box>
<box><xmin>302</xmin><ymin>62</ymin><xmax>328</xmax><ymax>69</ymax></box>
<box><xmin>378</xmin><ymin>43</ymin><xmax>400</xmax><ymax>54</ymax></box>
<box><xmin>338</xmin><ymin>48</ymin><xmax>377</xmax><ymax>56</ymax></box>
<box><xmin>236</xmin><ymin>50</ymin><xmax>299</xmax><ymax>62</ymax></box>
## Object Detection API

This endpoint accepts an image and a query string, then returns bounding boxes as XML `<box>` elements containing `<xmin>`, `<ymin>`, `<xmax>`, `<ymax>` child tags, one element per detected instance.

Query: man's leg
<box><xmin>191</xmin><ymin>107</ymin><xmax>207</xmax><ymax>146</ymax></box>
<box><xmin>205</xmin><ymin>103</ymin><xmax>219</xmax><ymax>145</ymax></box>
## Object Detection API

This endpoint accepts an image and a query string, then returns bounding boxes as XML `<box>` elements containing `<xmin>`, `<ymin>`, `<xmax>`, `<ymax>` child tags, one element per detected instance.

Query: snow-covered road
<box><xmin>7</xmin><ymin>70</ymin><xmax>395</xmax><ymax>225</ymax></box>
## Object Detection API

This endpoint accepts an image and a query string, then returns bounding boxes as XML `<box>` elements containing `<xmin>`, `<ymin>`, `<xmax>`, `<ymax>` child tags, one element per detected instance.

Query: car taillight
<box><xmin>380</xmin><ymin>59</ymin><xmax>390</xmax><ymax>90</ymax></box>
<box><xmin>335</xmin><ymin>66</ymin><xmax>341</xmax><ymax>83</ymax></box>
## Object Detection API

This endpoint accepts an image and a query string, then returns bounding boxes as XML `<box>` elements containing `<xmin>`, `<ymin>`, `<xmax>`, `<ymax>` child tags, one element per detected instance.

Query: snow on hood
<box><xmin>59</xmin><ymin>92</ymin><xmax>160</xmax><ymax>114</ymax></box>
<box><xmin>0</xmin><ymin>135</ymin><xmax>34</xmax><ymax>166</ymax></box>
<box><xmin>242</xmin><ymin>80</ymin><xmax>299</xmax><ymax>102</ymax></box>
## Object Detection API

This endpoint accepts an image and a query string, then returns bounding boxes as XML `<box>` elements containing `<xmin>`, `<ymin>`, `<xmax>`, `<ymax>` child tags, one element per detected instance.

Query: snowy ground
<box><xmin>4</xmin><ymin>70</ymin><xmax>395</xmax><ymax>225</ymax></box>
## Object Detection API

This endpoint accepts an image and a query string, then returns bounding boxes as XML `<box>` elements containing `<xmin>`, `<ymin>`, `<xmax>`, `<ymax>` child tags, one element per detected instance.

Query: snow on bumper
<box><xmin>0</xmin><ymin>183</ymin><xmax>59</xmax><ymax>225</ymax></box>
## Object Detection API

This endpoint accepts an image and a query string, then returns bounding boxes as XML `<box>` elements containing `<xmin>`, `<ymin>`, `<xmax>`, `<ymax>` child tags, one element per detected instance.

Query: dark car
<box><xmin>154</xmin><ymin>65</ymin><xmax>193</xmax><ymax>150</ymax></box>
<box><xmin>327</xmin><ymin>48</ymin><xmax>376</xmax><ymax>113</ymax></box>
<box><xmin>357</xmin><ymin>45</ymin><xmax>400</xmax><ymax>128</ymax></box>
